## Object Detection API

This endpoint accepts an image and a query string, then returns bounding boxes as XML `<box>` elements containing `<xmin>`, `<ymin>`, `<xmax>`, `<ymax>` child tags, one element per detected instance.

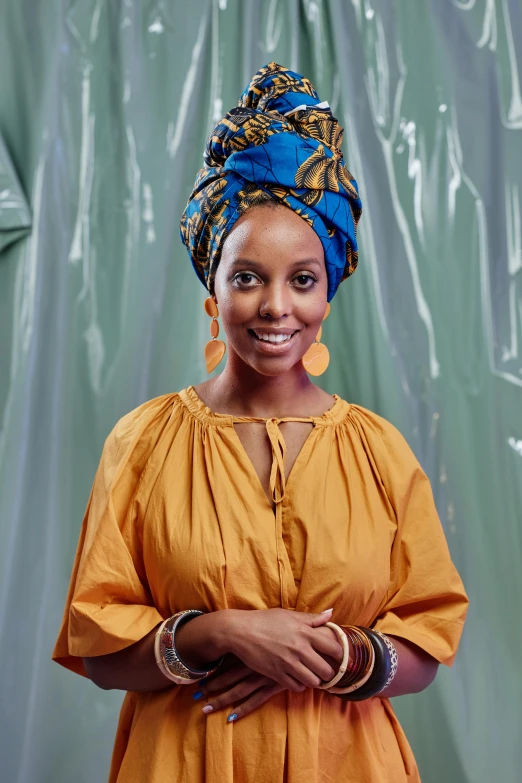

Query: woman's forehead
<box><xmin>223</xmin><ymin>205</ymin><xmax>324</xmax><ymax>260</ymax></box>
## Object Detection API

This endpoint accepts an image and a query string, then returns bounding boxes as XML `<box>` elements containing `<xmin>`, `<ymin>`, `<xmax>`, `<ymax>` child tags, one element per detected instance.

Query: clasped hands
<box><xmin>193</xmin><ymin>607</ymin><xmax>344</xmax><ymax>723</ymax></box>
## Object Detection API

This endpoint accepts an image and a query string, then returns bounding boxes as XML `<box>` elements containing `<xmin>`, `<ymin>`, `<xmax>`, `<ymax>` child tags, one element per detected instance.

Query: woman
<box><xmin>53</xmin><ymin>63</ymin><xmax>468</xmax><ymax>782</ymax></box>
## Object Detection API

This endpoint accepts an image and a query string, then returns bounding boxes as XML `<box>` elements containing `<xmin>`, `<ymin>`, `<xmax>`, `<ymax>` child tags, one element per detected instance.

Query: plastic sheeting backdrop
<box><xmin>0</xmin><ymin>1</ymin><xmax>521</xmax><ymax>781</ymax></box>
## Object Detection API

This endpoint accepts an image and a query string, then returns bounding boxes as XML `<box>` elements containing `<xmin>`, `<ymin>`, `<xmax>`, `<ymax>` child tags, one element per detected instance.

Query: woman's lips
<box><xmin>248</xmin><ymin>329</ymin><xmax>300</xmax><ymax>354</ymax></box>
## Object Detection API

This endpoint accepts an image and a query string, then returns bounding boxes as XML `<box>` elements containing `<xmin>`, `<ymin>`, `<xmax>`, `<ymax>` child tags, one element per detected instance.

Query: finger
<box><xmin>258</xmin><ymin>669</ymin><xmax>305</xmax><ymax>693</ymax></box>
<box><xmin>306</xmin><ymin>609</ymin><xmax>333</xmax><ymax>627</ymax></box>
<box><xmin>226</xmin><ymin>683</ymin><xmax>284</xmax><ymax>723</ymax></box>
<box><xmin>320</xmin><ymin>652</ymin><xmax>342</xmax><ymax>671</ymax></box>
<box><xmin>311</xmin><ymin>630</ymin><xmax>344</xmax><ymax>661</ymax></box>
<box><xmin>202</xmin><ymin>664</ymin><xmax>251</xmax><ymax>695</ymax></box>
<box><xmin>217</xmin><ymin>653</ymin><xmax>244</xmax><ymax>672</ymax></box>
<box><xmin>202</xmin><ymin>674</ymin><xmax>270</xmax><ymax>714</ymax></box>
<box><xmin>298</xmin><ymin>649</ymin><xmax>337</xmax><ymax>682</ymax></box>
<box><xmin>280</xmin><ymin>673</ymin><xmax>306</xmax><ymax>693</ymax></box>
<box><xmin>289</xmin><ymin>661</ymin><xmax>322</xmax><ymax>689</ymax></box>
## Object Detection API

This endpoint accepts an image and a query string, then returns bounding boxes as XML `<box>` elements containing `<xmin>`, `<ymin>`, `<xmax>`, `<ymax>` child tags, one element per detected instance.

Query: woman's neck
<box><xmin>195</xmin><ymin>362</ymin><xmax>334</xmax><ymax>419</ymax></box>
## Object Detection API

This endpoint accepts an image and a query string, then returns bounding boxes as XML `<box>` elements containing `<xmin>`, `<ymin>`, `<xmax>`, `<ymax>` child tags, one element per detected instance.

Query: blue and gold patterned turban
<box><xmin>180</xmin><ymin>62</ymin><xmax>362</xmax><ymax>302</ymax></box>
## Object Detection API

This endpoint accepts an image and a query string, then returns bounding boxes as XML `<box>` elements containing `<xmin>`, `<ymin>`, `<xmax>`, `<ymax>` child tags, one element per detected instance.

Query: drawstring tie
<box><xmin>231</xmin><ymin>410</ymin><xmax>328</xmax><ymax>505</ymax></box>
<box><xmin>266</xmin><ymin>418</ymin><xmax>287</xmax><ymax>505</ymax></box>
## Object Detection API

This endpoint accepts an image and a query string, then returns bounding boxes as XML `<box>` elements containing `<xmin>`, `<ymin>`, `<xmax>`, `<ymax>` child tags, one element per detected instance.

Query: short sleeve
<box><xmin>52</xmin><ymin>396</ymin><xmax>175</xmax><ymax>677</ymax></box>
<box><xmin>349</xmin><ymin>406</ymin><xmax>469</xmax><ymax>666</ymax></box>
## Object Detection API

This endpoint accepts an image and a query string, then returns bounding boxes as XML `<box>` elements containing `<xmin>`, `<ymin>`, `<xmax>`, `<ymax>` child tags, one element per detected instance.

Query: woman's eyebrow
<box><xmin>230</xmin><ymin>257</ymin><xmax>323</xmax><ymax>269</ymax></box>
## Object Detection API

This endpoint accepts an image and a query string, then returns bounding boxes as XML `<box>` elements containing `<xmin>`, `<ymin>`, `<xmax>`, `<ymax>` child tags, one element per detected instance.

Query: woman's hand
<box><xmin>194</xmin><ymin>657</ymin><xmax>284</xmax><ymax>722</ymax></box>
<box><xmin>222</xmin><ymin>608</ymin><xmax>343</xmax><ymax>691</ymax></box>
<box><xmin>195</xmin><ymin>622</ymin><xmax>344</xmax><ymax>722</ymax></box>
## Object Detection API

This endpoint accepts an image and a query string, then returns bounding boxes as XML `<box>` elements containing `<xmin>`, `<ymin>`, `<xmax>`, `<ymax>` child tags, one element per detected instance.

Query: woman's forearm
<box><xmin>83</xmin><ymin>610</ymin><xmax>233</xmax><ymax>692</ymax></box>
<box><xmin>334</xmin><ymin>630</ymin><xmax>439</xmax><ymax>700</ymax></box>
<box><xmin>377</xmin><ymin>635</ymin><xmax>439</xmax><ymax>698</ymax></box>
<box><xmin>82</xmin><ymin>607</ymin><xmax>341</xmax><ymax>693</ymax></box>
<box><xmin>83</xmin><ymin>613</ymin><xmax>437</xmax><ymax>699</ymax></box>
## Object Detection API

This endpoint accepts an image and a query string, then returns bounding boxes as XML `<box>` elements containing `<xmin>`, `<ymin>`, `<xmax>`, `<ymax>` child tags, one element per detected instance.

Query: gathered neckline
<box><xmin>178</xmin><ymin>385</ymin><xmax>350</xmax><ymax>428</ymax></box>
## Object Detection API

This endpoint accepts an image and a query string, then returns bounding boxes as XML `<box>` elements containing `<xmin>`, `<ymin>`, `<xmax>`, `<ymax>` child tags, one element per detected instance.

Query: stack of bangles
<box><xmin>154</xmin><ymin>611</ymin><xmax>398</xmax><ymax>700</ymax></box>
<box><xmin>318</xmin><ymin>624</ymin><xmax>398</xmax><ymax>700</ymax></box>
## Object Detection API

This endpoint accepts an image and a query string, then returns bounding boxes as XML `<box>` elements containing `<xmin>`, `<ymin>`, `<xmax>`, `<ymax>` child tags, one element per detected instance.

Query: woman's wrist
<box><xmin>174</xmin><ymin>609</ymin><xmax>241</xmax><ymax>669</ymax></box>
<box><xmin>326</xmin><ymin>627</ymin><xmax>399</xmax><ymax>699</ymax></box>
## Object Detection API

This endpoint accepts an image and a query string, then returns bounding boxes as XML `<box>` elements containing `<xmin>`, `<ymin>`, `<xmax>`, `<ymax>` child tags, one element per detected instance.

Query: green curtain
<box><xmin>1</xmin><ymin>1</ymin><xmax>521</xmax><ymax>781</ymax></box>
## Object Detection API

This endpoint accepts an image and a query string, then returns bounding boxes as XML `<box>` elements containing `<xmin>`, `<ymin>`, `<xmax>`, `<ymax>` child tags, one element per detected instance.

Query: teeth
<box><xmin>253</xmin><ymin>331</ymin><xmax>294</xmax><ymax>343</ymax></box>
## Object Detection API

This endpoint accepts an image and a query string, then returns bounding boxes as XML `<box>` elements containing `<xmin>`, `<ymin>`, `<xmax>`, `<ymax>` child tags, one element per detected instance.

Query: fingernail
<box><xmin>202</xmin><ymin>705</ymin><xmax>213</xmax><ymax>714</ymax></box>
<box><xmin>227</xmin><ymin>713</ymin><xmax>238</xmax><ymax>723</ymax></box>
<box><xmin>321</xmin><ymin>608</ymin><xmax>333</xmax><ymax>613</ymax></box>
<box><xmin>192</xmin><ymin>690</ymin><xmax>204</xmax><ymax>701</ymax></box>
<box><xmin>199</xmin><ymin>678</ymin><xmax>208</xmax><ymax>687</ymax></box>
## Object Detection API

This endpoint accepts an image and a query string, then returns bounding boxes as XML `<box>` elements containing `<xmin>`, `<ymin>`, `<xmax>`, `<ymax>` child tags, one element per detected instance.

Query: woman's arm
<box><xmin>83</xmin><ymin>610</ymin><xmax>232</xmax><ymax>692</ymax></box>
<box><xmin>190</xmin><ymin>632</ymin><xmax>439</xmax><ymax>722</ymax></box>
<box><xmin>377</xmin><ymin>635</ymin><xmax>439</xmax><ymax>697</ymax></box>
<box><xmin>82</xmin><ymin>608</ymin><xmax>343</xmax><ymax>692</ymax></box>
<box><xmin>314</xmin><ymin>631</ymin><xmax>439</xmax><ymax>698</ymax></box>
<box><xmin>84</xmin><ymin>625</ymin><xmax>166</xmax><ymax>691</ymax></box>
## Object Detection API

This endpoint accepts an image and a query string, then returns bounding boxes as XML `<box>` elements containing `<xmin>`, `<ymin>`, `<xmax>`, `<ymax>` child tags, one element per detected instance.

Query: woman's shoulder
<box><xmin>342</xmin><ymin>401</ymin><xmax>419</xmax><ymax>464</ymax></box>
<box><xmin>339</xmin><ymin>403</ymin><xmax>430</xmax><ymax>511</ymax></box>
<box><xmin>92</xmin><ymin>391</ymin><xmax>193</xmax><ymax>488</ymax></box>
<box><xmin>110</xmin><ymin>391</ymin><xmax>176</xmax><ymax>433</ymax></box>
<box><xmin>104</xmin><ymin>390</ymin><xmax>190</xmax><ymax>455</ymax></box>
<box><xmin>343</xmin><ymin>400</ymin><xmax>402</xmax><ymax>436</ymax></box>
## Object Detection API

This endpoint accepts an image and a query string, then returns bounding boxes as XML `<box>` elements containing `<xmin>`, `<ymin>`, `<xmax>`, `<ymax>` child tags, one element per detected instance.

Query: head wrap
<box><xmin>180</xmin><ymin>62</ymin><xmax>362</xmax><ymax>301</ymax></box>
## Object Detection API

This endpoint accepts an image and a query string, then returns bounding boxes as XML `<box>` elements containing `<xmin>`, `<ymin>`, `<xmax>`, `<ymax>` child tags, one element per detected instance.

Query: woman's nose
<box><xmin>259</xmin><ymin>287</ymin><xmax>291</xmax><ymax>319</ymax></box>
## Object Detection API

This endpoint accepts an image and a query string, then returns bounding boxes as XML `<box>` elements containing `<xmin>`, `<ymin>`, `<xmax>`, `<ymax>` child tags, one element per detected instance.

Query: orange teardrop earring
<box><xmin>204</xmin><ymin>297</ymin><xmax>226</xmax><ymax>373</ymax></box>
<box><xmin>302</xmin><ymin>302</ymin><xmax>331</xmax><ymax>377</ymax></box>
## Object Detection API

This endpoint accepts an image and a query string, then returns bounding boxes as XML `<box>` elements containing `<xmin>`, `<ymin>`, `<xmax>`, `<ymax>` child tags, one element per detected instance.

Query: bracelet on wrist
<box><xmin>320</xmin><ymin>626</ymin><xmax>398</xmax><ymax>701</ymax></box>
<box><xmin>154</xmin><ymin>610</ymin><xmax>224</xmax><ymax>685</ymax></box>
<box><xmin>341</xmin><ymin>629</ymin><xmax>398</xmax><ymax>700</ymax></box>
<box><xmin>318</xmin><ymin>622</ymin><xmax>350</xmax><ymax>689</ymax></box>
<box><xmin>329</xmin><ymin>628</ymin><xmax>375</xmax><ymax>694</ymax></box>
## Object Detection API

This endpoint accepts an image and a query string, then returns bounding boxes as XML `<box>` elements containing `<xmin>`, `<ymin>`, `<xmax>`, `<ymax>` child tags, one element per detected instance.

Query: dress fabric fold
<box><xmin>53</xmin><ymin>386</ymin><xmax>468</xmax><ymax>783</ymax></box>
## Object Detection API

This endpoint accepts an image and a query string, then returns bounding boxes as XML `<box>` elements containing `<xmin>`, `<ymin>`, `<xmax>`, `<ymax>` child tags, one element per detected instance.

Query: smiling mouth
<box><xmin>248</xmin><ymin>329</ymin><xmax>301</xmax><ymax>353</ymax></box>
<box><xmin>249</xmin><ymin>329</ymin><xmax>299</xmax><ymax>344</ymax></box>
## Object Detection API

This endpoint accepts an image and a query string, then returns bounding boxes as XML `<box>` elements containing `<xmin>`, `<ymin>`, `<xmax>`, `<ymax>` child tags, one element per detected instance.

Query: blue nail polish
<box><xmin>199</xmin><ymin>678</ymin><xmax>208</xmax><ymax>687</ymax></box>
<box><xmin>227</xmin><ymin>713</ymin><xmax>238</xmax><ymax>723</ymax></box>
<box><xmin>192</xmin><ymin>690</ymin><xmax>203</xmax><ymax>701</ymax></box>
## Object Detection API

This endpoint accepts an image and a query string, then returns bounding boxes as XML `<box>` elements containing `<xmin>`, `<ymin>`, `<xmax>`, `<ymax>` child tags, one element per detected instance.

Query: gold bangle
<box><xmin>340</xmin><ymin>626</ymin><xmax>366</xmax><ymax>685</ymax></box>
<box><xmin>329</xmin><ymin>629</ymin><xmax>375</xmax><ymax>694</ymax></box>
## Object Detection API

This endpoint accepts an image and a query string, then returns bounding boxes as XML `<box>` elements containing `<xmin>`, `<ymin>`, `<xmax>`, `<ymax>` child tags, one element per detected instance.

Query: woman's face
<box><xmin>213</xmin><ymin>204</ymin><xmax>329</xmax><ymax>377</ymax></box>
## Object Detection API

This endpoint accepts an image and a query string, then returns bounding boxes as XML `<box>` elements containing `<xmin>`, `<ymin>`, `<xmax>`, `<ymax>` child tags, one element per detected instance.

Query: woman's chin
<box><xmin>242</xmin><ymin>353</ymin><xmax>306</xmax><ymax>378</ymax></box>
<box><xmin>228</xmin><ymin>337</ymin><xmax>309</xmax><ymax>377</ymax></box>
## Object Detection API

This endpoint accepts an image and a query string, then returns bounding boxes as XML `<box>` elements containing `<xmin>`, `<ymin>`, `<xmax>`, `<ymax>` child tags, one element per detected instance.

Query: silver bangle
<box><xmin>154</xmin><ymin>610</ymin><xmax>223</xmax><ymax>685</ymax></box>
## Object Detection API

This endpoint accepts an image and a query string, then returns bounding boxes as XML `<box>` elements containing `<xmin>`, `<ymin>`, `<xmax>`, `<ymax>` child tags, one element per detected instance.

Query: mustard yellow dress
<box><xmin>53</xmin><ymin>387</ymin><xmax>468</xmax><ymax>782</ymax></box>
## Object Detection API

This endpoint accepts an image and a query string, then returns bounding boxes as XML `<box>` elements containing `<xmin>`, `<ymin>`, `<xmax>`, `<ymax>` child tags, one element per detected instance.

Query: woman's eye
<box><xmin>293</xmin><ymin>274</ymin><xmax>317</xmax><ymax>288</ymax></box>
<box><xmin>233</xmin><ymin>272</ymin><xmax>260</xmax><ymax>287</ymax></box>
